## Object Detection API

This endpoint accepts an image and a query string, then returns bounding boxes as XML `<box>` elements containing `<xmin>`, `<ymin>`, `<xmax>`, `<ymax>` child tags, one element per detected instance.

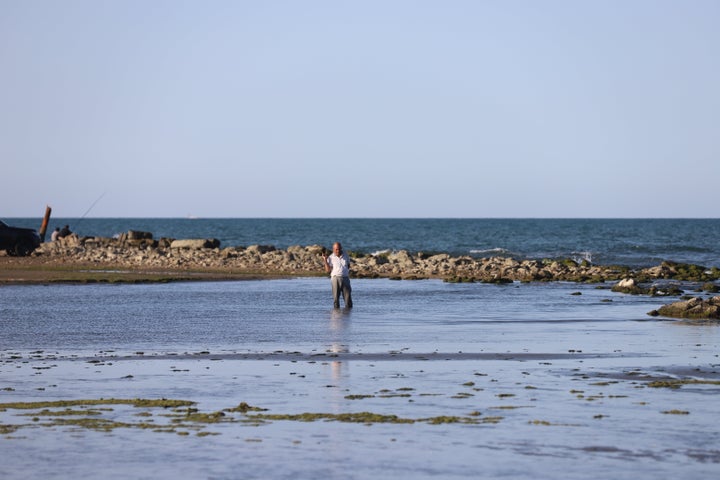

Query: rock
<box><xmin>649</xmin><ymin>296</ymin><xmax>720</xmax><ymax>320</ymax></box>
<box><xmin>220</xmin><ymin>248</ymin><xmax>239</xmax><ymax>259</ymax></box>
<box><xmin>170</xmin><ymin>239</ymin><xmax>221</xmax><ymax>249</ymax></box>
<box><xmin>389</xmin><ymin>250</ymin><xmax>415</xmax><ymax>267</ymax></box>
<box><xmin>640</xmin><ymin>264</ymin><xmax>676</xmax><ymax>279</ymax></box>
<box><xmin>640</xmin><ymin>261</ymin><xmax>718</xmax><ymax>282</ymax></box>
<box><xmin>23</xmin><ymin>229</ymin><xmax>720</xmax><ymax>284</ymax></box>
<box><xmin>246</xmin><ymin>245</ymin><xmax>276</xmax><ymax>254</ymax></box>
<box><xmin>304</xmin><ymin>245</ymin><xmax>326</xmax><ymax>256</ymax></box>
<box><xmin>648</xmin><ymin>284</ymin><xmax>684</xmax><ymax>297</ymax></box>
<box><xmin>428</xmin><ymin>253</ymin><xmax>450</xmax><ymax>263</ymax></box>
<box><xmin>483</xmin><ymin>275</ymin><xmax>513</xmax><ymax>284</ymax></box>
<box><xmin>58</xmin><ymin>234</ymin><xmax>81</xmax><ymax>248</ymax></box>
<box><xmin>612</xmin><ymin>278</ymin><xmax>648</xmax><ymax>295</ymax></box>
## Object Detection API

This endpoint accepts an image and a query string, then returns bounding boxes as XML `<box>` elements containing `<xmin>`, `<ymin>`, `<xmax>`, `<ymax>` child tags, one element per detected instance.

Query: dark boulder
<box><xmin>648</xmin><ymin>296</ymin><xmax>720</xmax><ymax>320</ymax></box>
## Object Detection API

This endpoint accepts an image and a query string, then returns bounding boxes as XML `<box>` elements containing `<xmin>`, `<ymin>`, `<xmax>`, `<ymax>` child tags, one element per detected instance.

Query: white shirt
<box><xmin>327</xmin><ymin>252</ymin><xmax>351</xmax><ymax>277</ymax></box>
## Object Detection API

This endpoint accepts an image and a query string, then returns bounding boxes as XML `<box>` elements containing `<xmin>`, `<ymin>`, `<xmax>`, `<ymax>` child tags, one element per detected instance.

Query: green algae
<box><xmin>421</xmin><ymin>416</ymin><xmax>478</xmax><ymax>425</ymax></box>
<box><xmin>246</xmin><ymin>411</ymin><xmax>494</xmax><ymax>425</ymax></box>
<box><xmin>476</xmin><ymin>416</ymin><xmax>504</xmax><ymax>424</ymax></box>
<box><xmin>224</xmin><ymin>402</ymin><xmax>268</xmax><ymax>413</ymax></box>
<box><xmin>530</xmin><ymin>420</ymin><xmax>552</xmax><ymax>426</ymax></box>
<box><xmin>41</xmin><ymin>417</ymin><xmax>159</xmax><ymax>432</ymax></box>
<box><xmin>529</xmin><ymin>419</ymin><xmax>581</xmax><ymax>427</ymax></box>
<box><xmin>175</xmin><ymin>411</ymin><xmax>229</xmax><ymax>424</ymax></box>
<box><xmin>20</xmin><ymin>408</ymin><xmax>105</xmax><ymax>417</ymax></box>
<box><xmin>490</xmin><ymin>405</ymin><xmax>533</xmax><ymax>410</ymax></box>
<box><xmin>0</xmin><ymin>397</ymin><xmax>503</xmax><ymax>437</ymax></box>
<box><xmin>0</xmin><ymin>398</ymin><xmax>195</xmax><ymax>411</ymax></box>
<box><xmin>451</xmin><ymin>392</ymin><xmax>474</xmax><ymax>399</ymax></box>
<box><xmin>0</xmin><ymin>398</ymin><xmax>204</xmax><ymax>436</ymax></box>
<box><xmin>247</xmin><ymin>411</ymin><xmax>416</xmax><ymax>424</ymax></box>
<box><xmin>0</xmin><ymin>424</ymin><xmax>22</xmax><ymax>435</ymax></box>
<box><xmin>647</xmin><ymin>379</ymin><xmax>720</xmax><ymax>389</ymax></box>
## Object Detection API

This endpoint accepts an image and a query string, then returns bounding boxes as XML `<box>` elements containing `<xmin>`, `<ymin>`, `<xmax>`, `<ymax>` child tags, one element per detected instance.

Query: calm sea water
<box><xmin>7</xmin><ymin>217</ymin><xmax>720</xmax><ymax>267</ymax></box>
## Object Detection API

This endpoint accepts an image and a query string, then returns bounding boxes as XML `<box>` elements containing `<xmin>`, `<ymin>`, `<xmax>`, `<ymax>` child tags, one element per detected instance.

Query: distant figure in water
<box><xmin>322</xmin><ymin>242</ymin><xmax>353</xmax><ymax>309</ymax></box>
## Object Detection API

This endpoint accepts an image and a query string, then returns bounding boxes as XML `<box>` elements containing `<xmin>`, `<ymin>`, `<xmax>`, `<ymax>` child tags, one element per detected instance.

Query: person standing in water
<box><xmin>322</xmin><ymin>242</ymin><xmax>353</xmax><ymax>308</ymax></box>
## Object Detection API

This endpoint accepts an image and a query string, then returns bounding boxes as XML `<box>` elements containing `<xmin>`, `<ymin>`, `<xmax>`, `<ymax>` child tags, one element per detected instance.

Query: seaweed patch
<box><xmin>647</xmin><ymin>379</ymin><xmax>720</xmax><ymax>389</ymax></box>
<box><xmin>0</xmin><ymin>398</ymin><xmax>504</xmax><ymax>437</ymax></box>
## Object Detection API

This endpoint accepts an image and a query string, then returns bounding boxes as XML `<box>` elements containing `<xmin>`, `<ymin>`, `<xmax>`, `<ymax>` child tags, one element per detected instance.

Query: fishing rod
<box><xmin>74</xmin><ymin>191</ymin><xmax>107</xmax><ymax>230</ymax></box>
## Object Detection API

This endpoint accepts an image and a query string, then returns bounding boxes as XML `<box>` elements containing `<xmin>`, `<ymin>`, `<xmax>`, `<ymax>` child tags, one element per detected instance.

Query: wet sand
<box><xmin>0</xmin><ymin>255</ymin><xmax>286</xmax><ymax>284</ymax></box>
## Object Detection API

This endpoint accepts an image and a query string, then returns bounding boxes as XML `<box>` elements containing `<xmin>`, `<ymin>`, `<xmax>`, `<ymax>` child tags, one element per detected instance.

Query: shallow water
<box><xmin>0</xmin><ymin>278</ymin><xmax>673</xmax><ymax>353</ymax></box>
<box><xmin>1</xmin><ymin>279</ymin><xmax>719</xmax><ymax>479</ymax></box>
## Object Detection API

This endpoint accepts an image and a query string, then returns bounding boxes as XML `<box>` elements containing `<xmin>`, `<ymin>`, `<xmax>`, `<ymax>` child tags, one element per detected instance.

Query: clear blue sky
<box><xmin>2</xmin><ymin>1</ymin><xmax>718</xmax><ymax>218</ymax></box>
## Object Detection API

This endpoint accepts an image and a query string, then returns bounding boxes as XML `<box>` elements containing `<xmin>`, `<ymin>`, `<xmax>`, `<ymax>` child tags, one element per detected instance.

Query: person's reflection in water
<box><xmin>328</xmin><ymin>307</ymin><xmax>351</xmax><ymax>385</ymax></box>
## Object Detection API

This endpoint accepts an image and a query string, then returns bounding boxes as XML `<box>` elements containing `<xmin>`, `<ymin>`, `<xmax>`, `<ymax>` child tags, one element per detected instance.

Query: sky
<box><xmin>1</xmin><ymin>0</ymin><xmax>718</xmax><ymax>218</ymax></box>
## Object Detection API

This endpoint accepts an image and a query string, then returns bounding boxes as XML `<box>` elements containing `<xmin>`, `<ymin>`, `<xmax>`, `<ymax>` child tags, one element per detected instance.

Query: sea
<box><xmin>2</xmin><ymin>218</ymin><xmax>720</xmax><ymax>479</ymax></box>
<box><xmin>7</xmin><ymin>217</ymin><xmax>720</xmax><ymax>268</ymax></box>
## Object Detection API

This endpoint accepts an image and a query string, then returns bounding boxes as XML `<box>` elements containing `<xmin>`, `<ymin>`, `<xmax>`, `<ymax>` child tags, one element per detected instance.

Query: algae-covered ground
<box><xmin>2</xmin><ymin>349</ymin><xmax>720</xmax><ymax>480</ymax></box>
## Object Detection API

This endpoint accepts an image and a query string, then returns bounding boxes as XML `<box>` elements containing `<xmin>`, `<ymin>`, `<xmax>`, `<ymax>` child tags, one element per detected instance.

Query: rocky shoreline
<box><xmin>4</xmin><ymin>230</ymin><xmax>718</xmax><ymax>284</ymax></box>
<box><xmin>2</xmin><ymin>230</ymin><xmax>720</xmax><ymax>320</ymax></box>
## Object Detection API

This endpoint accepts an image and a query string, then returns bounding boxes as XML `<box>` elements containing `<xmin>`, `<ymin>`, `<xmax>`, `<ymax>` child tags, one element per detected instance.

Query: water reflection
<box><xmin>328</xmin><ymin>308</ymin><xmax>351</xmax><ymax>381</ymax></box>
<box><xmin>329</xmin><ymin>307</ymin><xmax>351</xmax><ymax>335</ymax></box>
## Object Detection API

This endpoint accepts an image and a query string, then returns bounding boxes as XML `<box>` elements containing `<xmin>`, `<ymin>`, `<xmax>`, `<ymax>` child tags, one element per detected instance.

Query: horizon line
<box><xmin>4</xmin><ymin>216</ymin><xmax>719</xmax><ymax>220</ymax></box>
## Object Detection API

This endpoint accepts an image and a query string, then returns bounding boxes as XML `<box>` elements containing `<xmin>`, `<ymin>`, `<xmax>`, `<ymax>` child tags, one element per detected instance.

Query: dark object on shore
<box><xmin>648</xmin><ymin>296</ymin><xmax>720</xmax><ymax>320</ymax></box>
<box><xmin>58</xmin><ymin>225</ymin><xmax>72</xmax><ymax>238</ymax></box>
<box><xmin>0</xmin><ymin>220</ymin><xmax>41</xmax><ymax>256</ymax></box>
<box><xmin>127</xmin><ymin>230</ymin><xmax>153</xmax><ymax>240</ymax></box>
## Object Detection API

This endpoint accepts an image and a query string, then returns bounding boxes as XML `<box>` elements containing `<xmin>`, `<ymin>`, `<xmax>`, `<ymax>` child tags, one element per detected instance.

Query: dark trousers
<box><xmin>331</xmin><ymin>275</ymin><xmax>353</xmax><ymax>308</ymax></box>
